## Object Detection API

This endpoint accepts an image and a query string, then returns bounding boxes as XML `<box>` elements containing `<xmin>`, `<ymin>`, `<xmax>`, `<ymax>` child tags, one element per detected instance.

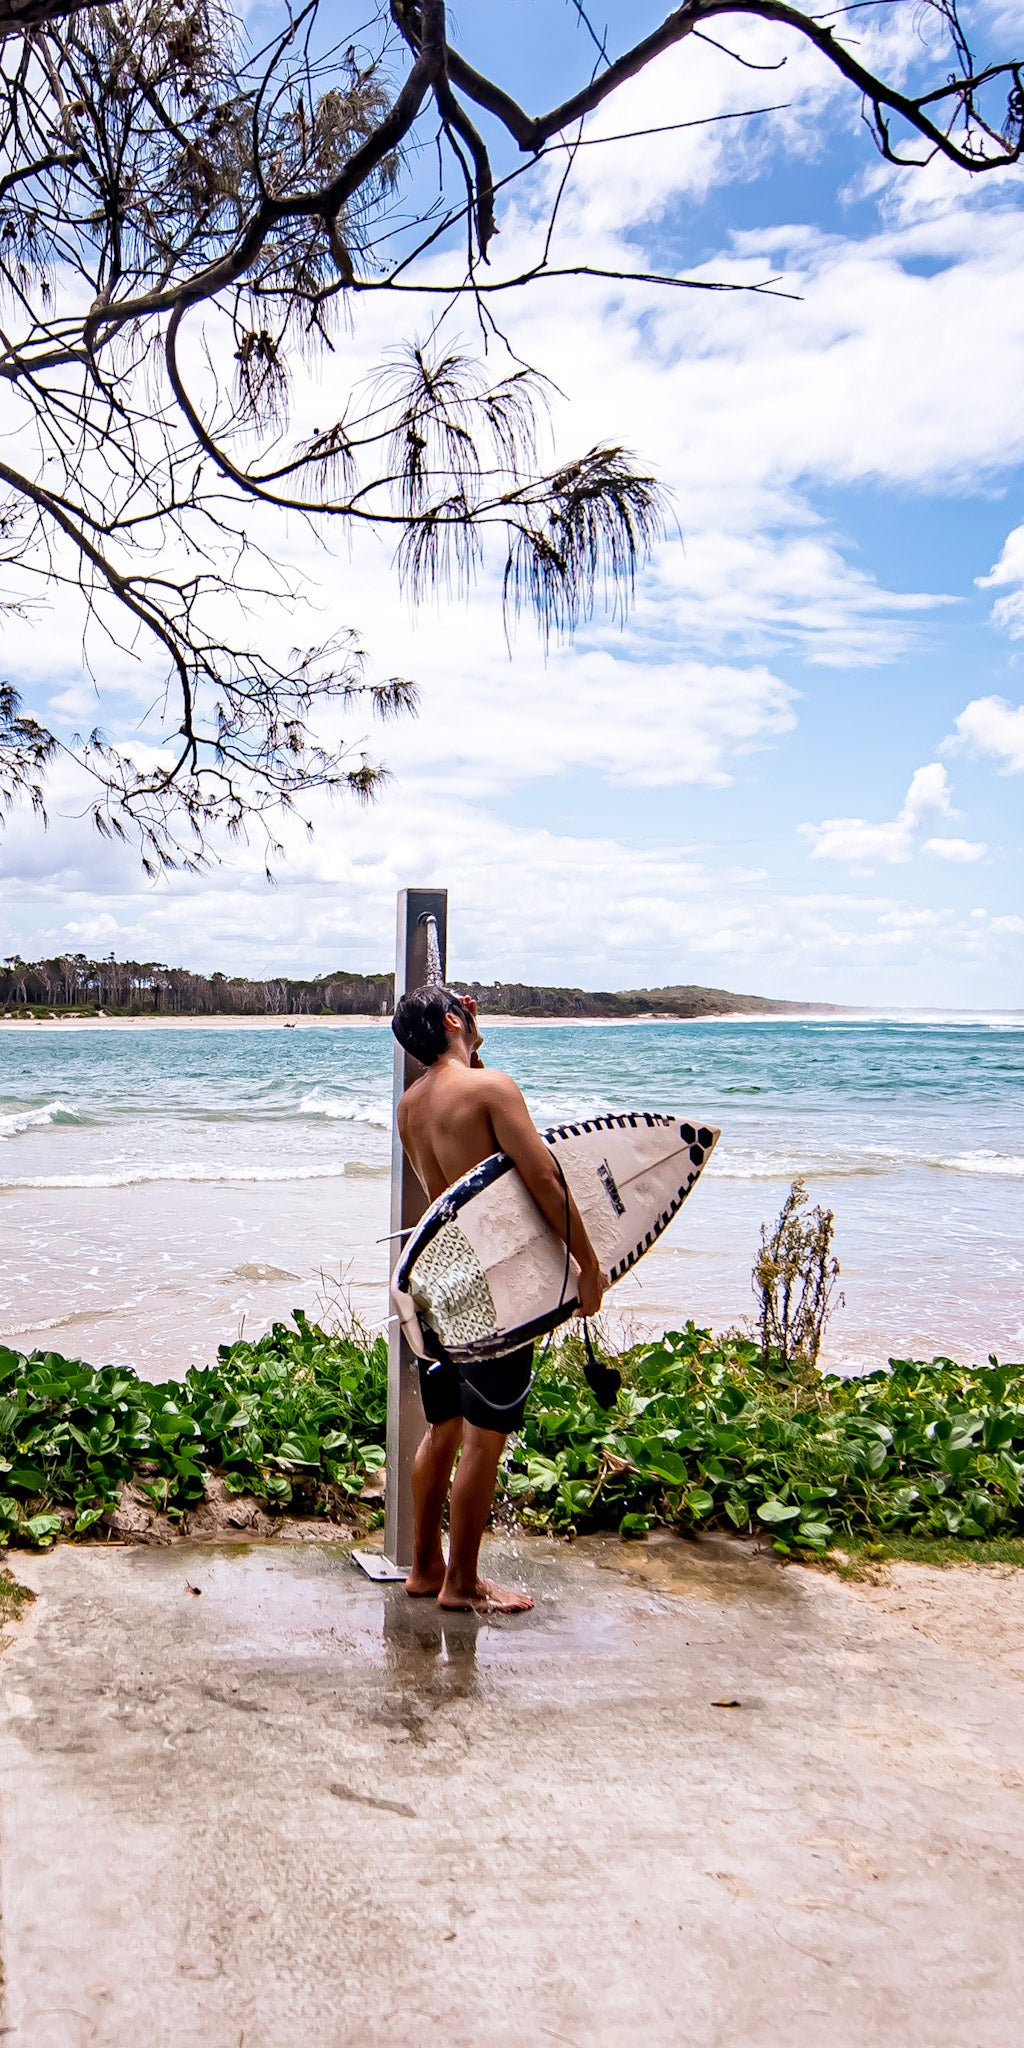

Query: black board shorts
<box><xmin>418</xmin><ymin>1337</ymin><xmax>534</xmax><ymax>1434</ymax></box>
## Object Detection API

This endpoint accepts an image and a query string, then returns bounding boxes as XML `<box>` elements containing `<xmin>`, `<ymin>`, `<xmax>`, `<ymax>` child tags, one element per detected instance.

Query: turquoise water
<box><xmin>2</xmin><ymin>1015</ymin><xmax>1021</xmax><ymax>1181</ymax></box>
<box><xmin>1</xmin><ymin>1016</ymin><xmax>1021</xmax><ymax>1372</ymax></box>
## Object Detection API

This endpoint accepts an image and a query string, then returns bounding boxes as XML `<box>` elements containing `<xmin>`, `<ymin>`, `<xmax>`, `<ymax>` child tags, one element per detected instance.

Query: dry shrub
<box><xmin>754</xmin><ymin>1179</ymin><xmax>843</xmax><ymax>1387</ymax></box>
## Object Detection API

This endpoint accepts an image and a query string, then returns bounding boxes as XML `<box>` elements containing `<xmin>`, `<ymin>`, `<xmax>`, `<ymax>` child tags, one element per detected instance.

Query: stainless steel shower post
<box><xmin>351</xmin><ymin>887</ymin><xmax>447</xmax><ymax>1580</ymax></box>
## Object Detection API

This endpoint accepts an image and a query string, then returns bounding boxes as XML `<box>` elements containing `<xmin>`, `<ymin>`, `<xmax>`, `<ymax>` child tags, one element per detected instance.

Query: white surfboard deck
<box><xmin>392</xmin><ymin>1111</ymin><xmax>719</xmax><ymax>1366</ymax></box>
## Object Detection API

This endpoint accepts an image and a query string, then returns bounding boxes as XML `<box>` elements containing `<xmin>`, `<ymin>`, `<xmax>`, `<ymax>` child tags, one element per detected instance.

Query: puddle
<box><xmin>106</xmin><ymin>1534</ymin><xmax>735</xmax><ymax>1691</ymax></box>
<box><xmin>10</xmin><ymin>1527</ymin><xmax>802</xmax><ymax>1779</ymax></box>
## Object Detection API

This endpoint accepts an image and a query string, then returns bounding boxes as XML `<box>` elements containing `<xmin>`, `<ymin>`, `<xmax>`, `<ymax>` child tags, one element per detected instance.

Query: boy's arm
<box><xmin>483</xmin><ymin>1072</ymin><xmax>605</xmax><ymax>1317</ymax></box>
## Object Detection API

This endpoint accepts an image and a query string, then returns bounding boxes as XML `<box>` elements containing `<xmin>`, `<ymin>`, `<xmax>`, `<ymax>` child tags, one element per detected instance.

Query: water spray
<box><xmin>420</xmin><ymin>912</ymin><xmax>443</xmax><ymax>989</ymax></box>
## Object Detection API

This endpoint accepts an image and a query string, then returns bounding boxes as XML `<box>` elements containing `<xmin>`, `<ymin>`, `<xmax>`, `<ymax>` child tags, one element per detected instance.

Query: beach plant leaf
<box><xmin>684</xmin><ymin>1488</ymin><xmax>716</xmax><ymax>1519</ymax></box>
<box><xmin>757</xmin><ymin>1498</ymin><xmax>802</xmax><ymax>1525</ymax></box>
<box><xmin>2</xmin><ymin>1320</ymin><xmax>1024</xmax><ymax>1553</ymax></box>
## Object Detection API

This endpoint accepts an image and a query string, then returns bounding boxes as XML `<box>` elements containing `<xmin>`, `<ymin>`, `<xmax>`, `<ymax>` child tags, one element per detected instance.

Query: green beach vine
<box><xmin>2</xmin><ymin>1317</ymin><xmax>1023</xmax><ymax>1557</ymax></box>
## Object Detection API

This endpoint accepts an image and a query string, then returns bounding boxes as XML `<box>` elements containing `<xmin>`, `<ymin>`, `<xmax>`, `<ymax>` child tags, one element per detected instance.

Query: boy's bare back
<box><xmin>396</xmin><ymin>995</ymin><xmax>603</xmax><ymax>1320</ymax></box>
<box><xmin>398</xmin><ymin>1061</ymin><xmax>529</xmax><ymax>1203</ymax></box>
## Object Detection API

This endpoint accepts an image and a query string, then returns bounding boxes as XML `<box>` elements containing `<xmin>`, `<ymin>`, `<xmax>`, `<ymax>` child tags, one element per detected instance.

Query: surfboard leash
<box><xmin>580</xmin><ymin>1320</ymin><xmax>622</xmax><ymax>1411</ymax></box>
<box><xmin>552</xmin><ymin>1154</ymin><xmax>621</xmax><ymax>1411</ymax></box>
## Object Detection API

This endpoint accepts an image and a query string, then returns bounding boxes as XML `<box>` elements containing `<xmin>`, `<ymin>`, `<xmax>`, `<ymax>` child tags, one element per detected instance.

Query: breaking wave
<box><xmin>713</xmin><ymin>1145</ymin><xmax>1024</xmax><ymax>1182</ymax></box>
<box><xmin>298</xmin><ymin>1089</ymin><xmax>391</xmax><ymax>1130</ymax></box>
<box><xmin>925</xmin><ymin>1150</ymin><xmax>1024</xmax><ymax>1179</ymax></box>
<box><xmin>0</xmin><ymin>1161</ymin><xmax>359</xmax><ymax>1191</ymax></box>
<box><xmin>712</xmin><ymin>1152</ymin><xmax>894</xmax><ymax>1181</ymax></box>
<box><xmin>0</xmin><ymin>1099</ymin><xmax>80</xmax><ymax>1139</ymax></box>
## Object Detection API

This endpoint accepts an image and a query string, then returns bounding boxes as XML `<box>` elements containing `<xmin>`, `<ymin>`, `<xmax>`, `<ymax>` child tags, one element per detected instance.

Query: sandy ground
<box><xmin>2</xmin><ymin>1533</ymin><xmax>1023</xmax><ymax>2048</ymax></box>
<box><xmin>0</xmin><ymin>1011</ymin><xmax>841</xmax><ymax>1031</ymax></box>
<box><xmin>2</xmin><ymin>1009</ymin><xmax>1013</xmax><ymax>1033</ymax></box>
<box><xmin>842</xmin><ymin>1557</ymin><xmax>1024</xmax><ymax>1678</ymax></box>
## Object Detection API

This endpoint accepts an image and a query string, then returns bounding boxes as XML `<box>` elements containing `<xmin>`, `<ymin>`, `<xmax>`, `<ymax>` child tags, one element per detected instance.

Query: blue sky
<box><xmin>2</xmin><ymin>0</ymin><xmax>1023</xmax><ymax>1002</ymax></box>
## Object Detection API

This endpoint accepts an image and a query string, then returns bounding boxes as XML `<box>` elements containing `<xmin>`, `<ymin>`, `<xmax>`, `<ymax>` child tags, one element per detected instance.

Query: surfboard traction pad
<box><xmin>403</xmin><ymin>1218</ymin><xmax>498</xmax><ymax>1350</ymax></box>
<box><xmin>393</xmin><ymin>1111</ymin><xmax>719</xmax><ymax>1369</ymax></box>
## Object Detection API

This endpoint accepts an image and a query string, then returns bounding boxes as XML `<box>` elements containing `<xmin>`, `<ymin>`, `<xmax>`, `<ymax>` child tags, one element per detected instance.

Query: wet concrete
<box><xmin>2</xmin><ymin>1531</ymin><xmax>1023</xmax><ymax>2047</ymax></box>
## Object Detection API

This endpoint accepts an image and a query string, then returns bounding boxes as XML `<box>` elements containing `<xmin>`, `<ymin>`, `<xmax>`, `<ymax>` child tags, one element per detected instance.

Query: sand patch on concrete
<box><xmin>840</xmin><ymin>1557</ymin><xmax>1024</xmax><ymax>1678</ymax></box>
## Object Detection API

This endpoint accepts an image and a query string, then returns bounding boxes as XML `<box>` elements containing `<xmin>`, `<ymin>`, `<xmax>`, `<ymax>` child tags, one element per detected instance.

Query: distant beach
<box><xmin>0</xmin><ymin>1010</ymin><xmax>838</xmax><ymax>1033</ymax></box>
<box><xmin>1</xmin><ymin>1008</ymin><xmax>1017</xmax><ymax>1032</ymax></box>
<box><xmin>0</xmin><ymin>1012</ymin><xmax>397</xmax><ymax>1031</ymax></box>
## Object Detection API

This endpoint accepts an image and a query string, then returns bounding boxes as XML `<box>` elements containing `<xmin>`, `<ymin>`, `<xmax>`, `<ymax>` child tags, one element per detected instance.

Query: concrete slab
<box><xmin>2</xmin><ymin>1532</ymin><xmax>1023</xmax><ymax>2048</ymax></box>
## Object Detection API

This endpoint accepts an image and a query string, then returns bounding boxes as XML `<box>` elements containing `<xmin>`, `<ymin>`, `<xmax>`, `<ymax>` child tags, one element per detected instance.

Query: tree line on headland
<box><xmin>0</xmin><ymin>954</ymin><xmax>833</xmax><ymax>1020</ymax></box>
<box><xmin>1</xmin><ymin>955</ymin><xmax>391</xmax><ymax>1017</ymax></box>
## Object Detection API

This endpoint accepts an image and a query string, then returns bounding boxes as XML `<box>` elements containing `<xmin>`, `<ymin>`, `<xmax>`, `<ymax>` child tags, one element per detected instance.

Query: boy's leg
<box><xmin>406</xmin><ymin>1416</ymin><xmax>463</xmax><ymax>1596</ymax></box>
<box><xmin>439</xmin><ymin>1422</ymin><xmax>533</xmax><ymax>1613</ymax></box>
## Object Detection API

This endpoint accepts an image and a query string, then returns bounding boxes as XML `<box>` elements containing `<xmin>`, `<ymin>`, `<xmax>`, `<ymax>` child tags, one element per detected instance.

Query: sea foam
<box><xmin>0</xmin><ymin>1161</ymin><xmax>355</xmax><ymax>1190</ymax></box>
<box><xmin>298</xmin><ymin>1089</ymin><xmax>390</xmax><ymax>1130</ymax></box>
<box><xmin>925</xmin><ymin>1150</ymin><xmax>1024</xmax><ymax>1179</ymax></box>
<box><xmin>0</xmin><ymin>1099</ymin><xmax>79</xmax><ymax>1140</ymax></box>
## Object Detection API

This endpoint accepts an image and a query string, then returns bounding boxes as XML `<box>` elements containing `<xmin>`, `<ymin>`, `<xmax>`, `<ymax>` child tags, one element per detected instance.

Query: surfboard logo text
<box><xmin>597</xmin><ymin>1158</ymin><xmax>626</xmax><ymax>1217</ymax></box>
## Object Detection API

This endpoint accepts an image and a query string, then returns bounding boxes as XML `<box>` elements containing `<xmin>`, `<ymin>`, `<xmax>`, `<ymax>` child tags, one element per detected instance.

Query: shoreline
<box><xmin>0</xmin><ymin>1009</ymin><xmax>837</xmax><ymax>1032</ymax></box>
<box><xmin>1</xmin><ymin>1007</ymin><xmax>1020</xmax><ymax>1033</ymax></box>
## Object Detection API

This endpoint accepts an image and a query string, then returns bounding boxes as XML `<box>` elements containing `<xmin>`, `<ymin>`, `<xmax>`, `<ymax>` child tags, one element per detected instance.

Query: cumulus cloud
<box><xmin>950</xmin><ymin>694</ymin><xmax>1024</xmax><ymax>773</ymax></box>
<box><xmin>1</xmin><ymin>778</ymin><xmax>1018</xmax><ymax>1001</ymax></box>
<box><xmin>921</xmin><ymin>837</ymin><xmax>987</xmax><ymax>863</ymax></box>
<box><xmin>799</xmin><ymin>762</ymin><xmax>967</xmax><ymax>869</ymax></box>
<box><xmin>977</xmin><ymin>524</ymin><xmax>1024</xmax><ymax>637</ymax></box>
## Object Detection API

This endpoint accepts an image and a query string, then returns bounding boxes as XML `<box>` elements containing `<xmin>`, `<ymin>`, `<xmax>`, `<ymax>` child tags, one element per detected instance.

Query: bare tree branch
<box><xmin>0</xmin><ymin>0</ymin><xmax>1019</xmax><ymax>864</ymax></box>
<box><xmin>442</xmin><ymin>0</ymin><xmax>1024</xmax><ymax>170</ymax></box>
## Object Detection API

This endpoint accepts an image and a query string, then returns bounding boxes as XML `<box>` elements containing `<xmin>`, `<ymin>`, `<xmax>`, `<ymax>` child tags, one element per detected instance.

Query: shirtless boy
<box><xmin>392</xmin><ymin>984</ymin><xmax>605</xmax><ymax>1614</ymax></box>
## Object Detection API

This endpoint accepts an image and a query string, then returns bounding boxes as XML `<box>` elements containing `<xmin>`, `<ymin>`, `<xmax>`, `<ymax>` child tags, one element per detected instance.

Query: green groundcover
<box><xmin>2</xmin><ymin>1316</ymin><xmax>1023</xmax><ymax>1554</ymax></box>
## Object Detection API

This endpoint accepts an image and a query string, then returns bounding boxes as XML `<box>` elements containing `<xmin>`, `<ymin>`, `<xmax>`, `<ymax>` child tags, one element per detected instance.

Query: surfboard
<box><xmin>391</xmin><ymin>1112</ymin><xmax>720</xmax><ymax>1366</ymax></box>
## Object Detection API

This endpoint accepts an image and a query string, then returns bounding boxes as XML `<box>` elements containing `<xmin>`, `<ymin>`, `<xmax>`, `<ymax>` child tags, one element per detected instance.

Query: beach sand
<box><xmin>0</xmin><ymin>1009</ymin><xmax>848</xmax><ymax>1031</ymax></box>
<box><xmin>2</xmin><ymin>1165</ymin><xmax>1010</xmax><ymax>1382</ymax></box>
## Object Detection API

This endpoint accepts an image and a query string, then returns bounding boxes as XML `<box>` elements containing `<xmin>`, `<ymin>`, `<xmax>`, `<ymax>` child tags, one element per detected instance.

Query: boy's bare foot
<box><xmin>405</xmin><ymin>1568</ymin><xmax>446</xmax><ymax>1597</ymax></box>
<box><xmin>437</xmin><ymin>1576</ymin><xmax>533</xmax><ymax>1614</ymax></box>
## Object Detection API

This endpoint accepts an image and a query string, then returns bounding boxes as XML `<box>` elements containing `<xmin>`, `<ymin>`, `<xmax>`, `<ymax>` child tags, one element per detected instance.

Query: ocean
<box><xmin>1</xmin><ymin>1015</ymin><xmax>1021</xmax><ymax>1378</ymax></box>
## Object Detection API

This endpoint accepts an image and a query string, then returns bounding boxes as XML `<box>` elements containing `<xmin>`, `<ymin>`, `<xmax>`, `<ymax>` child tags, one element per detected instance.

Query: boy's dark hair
<box><xmin>391</xmin><ymin>985</ymin><xmax>473</xmax><ymax>1067</ymax></box>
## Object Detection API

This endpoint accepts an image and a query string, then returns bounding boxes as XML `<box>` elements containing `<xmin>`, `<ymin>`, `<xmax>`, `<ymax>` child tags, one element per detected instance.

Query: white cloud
<box><xmin>63</xmin><ymin>913</ymin><xmax>124</xmax><ymax>944</ymax></box>
<box><xmin>977</xmin><ymin>524</ymin><xmax>1024</xmax><ymax>636</ymax></box>
<box><xmin>360</xmin><ymin>607</ymin><xmax>796</xmax><ymax>793</ymax></box>
<box><xmin>922</xmin><ymin>837</ymin><xmax>987</xmax><ymax>863</ymax></box>
<box><xmin>950</xmin><ymin>694</ymin><xmax>1024</xmax><ymax>773</ymax></box>
<box><xmin>641</xmin><ymin>529</ymin><xmax>946</xmax><ymax>669</ymax></box>
<box><xmin>509</xmin><ymin>201</ymin><xmax>1024</xmax><ymax>511</ymax></box>
<box><xmin>1</xmin><ymin>777</ymin><xmax>1020</xmax><ymax>1003</ymax></box>
<box><xmin>800</xmin><ymin>762</ymin><xmax>955</xmax><ymax>869</ymax></box>
<box><xmin>532</xmin><ymin>0</ymin><xmax>936</xmax><ymax>242</ymax></box>
<box><xmin>531</xmin><ymin>25</ymin><xmax>841</xmax><ymax>238</ymax></box>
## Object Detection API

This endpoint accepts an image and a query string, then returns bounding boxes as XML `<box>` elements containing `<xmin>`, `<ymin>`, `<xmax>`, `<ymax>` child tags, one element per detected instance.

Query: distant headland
<box><xmin>0</xmin><ymin>954</ymin><xmax>842</xmax><ymax>1021</ymax></box>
